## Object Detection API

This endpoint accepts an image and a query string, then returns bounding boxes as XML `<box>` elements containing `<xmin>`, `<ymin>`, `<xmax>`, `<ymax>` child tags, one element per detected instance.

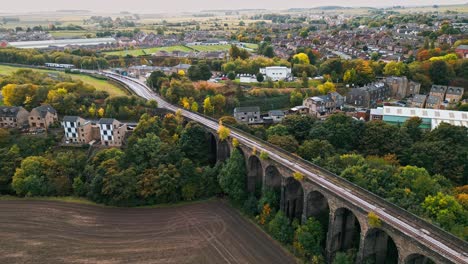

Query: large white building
<box><xmin>259</xmin><ymin>66</ymin><xmax>292</xmax><ymax>81</ymax></box>
<box><xmin>370</xmin><ymin>106</ymin><xmax>468</xmax><ymax>130</ymax></box>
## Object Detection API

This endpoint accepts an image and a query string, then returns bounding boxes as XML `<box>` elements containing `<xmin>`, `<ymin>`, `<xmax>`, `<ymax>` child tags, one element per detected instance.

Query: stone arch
<box><xmin>265</xmin><ymin>165</ymin><xmax>282</xmax><ymax>189</ymax></box>
<box><xmin>217</xmin><ymin>139</ymin><xmax>230</xmax><ymax>162</ymax></box>
<box><xmin>405</xmin><ymin>254</ymin><xmax>435</xmax><ymax>264</ymax></box>
<box><xmin>329</xmin><ymin>207</ymin><xmax>362</xmax><ymax>262</ymax></box>
<box><xmin>247</xmin><ymin>155</ymin><xmax>263</xmax><ymax>196</ymax></box>
<box><xmin>306</xmin><ymin>191</ymin><xmax>330</xmax><ymax>229</ymax></box>
<box><xmin>282</xmin><ymin>177</ymin><xmax>304</xmax><ymax>220</ymax></box>
<box><xmin>208</xmin><ymin>133</ymin><xmax>217</xmax><ymax>165</ymax></box>
<box><xmin>362</xmin><ymin>228</ymin><xmax>399</xmax><ymax>264</ymax></box>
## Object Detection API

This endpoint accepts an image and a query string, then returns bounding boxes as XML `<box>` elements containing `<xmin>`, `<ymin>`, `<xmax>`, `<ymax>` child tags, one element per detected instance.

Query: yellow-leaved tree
<box><xmin>217</xmin><ymin>121</ymin><xmax>230</xmax><ymax>141</ymax></box>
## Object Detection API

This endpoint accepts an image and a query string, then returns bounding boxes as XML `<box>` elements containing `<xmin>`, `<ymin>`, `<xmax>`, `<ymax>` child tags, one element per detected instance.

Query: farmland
<box><xmin>0</xmin><ymin>199</ymin><xmax>295</xmax><ymax>264</ymax></box>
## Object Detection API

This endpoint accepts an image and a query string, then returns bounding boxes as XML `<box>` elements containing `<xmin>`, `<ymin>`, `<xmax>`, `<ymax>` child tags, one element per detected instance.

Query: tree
<box><xmin>188</xmin><ymin>63</ymin><xmax>212</xmax><ymax>81</ymax></box>
<box><xmin>317</xmin><ymin>81</ymin><xmax>336</xmax><ymax>94</ymax></box>
<box><xmin>218</xmin><ymin>149</ymin><xmax>247</xmax><ymax>203</ymax></box>
<box><xmin>268</xmin><ymin>135</ymin><xmax>299</xmax><ymax>153</ymax></box>
<box><xmin>191</xmin><ymin>101</ymin><xmax>199</xmax><ymax>112</ymax></box>
<box><xmin>256</xmin><ymin>72</ymin><xmax>264</xmax><ymax>82</ymax></box>
<box><xmin>343</xmin><ymin>69</ymin><xmax>357</xmax><ymax>85</ymax></box>
<box><xmin>179</xmin><ymin>122</ymin><xmax>210</xmax><ymax>165</ymax></box>
<box><xmin>217</xmin><ymin>123</ymin><xmax>231</xmax><ymax>141</ymax></box>
<box><xmin>290</xmin><ymin>90</ymin><xmax>304</xmax><ymax>107</ymax></box>
<box><xmin>229</xmin><ymin>45</ymin><xmax>250</xmax><ymax>60</ymax></box>
<box><xmin>383</xmin><ymin>61</ymin><xmax>408</xmax><ymax>76</ymax></box>
<box><xmin>211</xmin><ymin>94</ymin><xmax>226</xmax><ymax>114</ymax></box>
<box><xmin>227</xmin><ymin>71</ymin><xmax>236</xmax><ymax>80</ymax></box>
<box><xmin>422</xmin><ymin>192</ymin><xmax>465</xmax><ymax>230</ymax></box>
<box><xmin>294</xmin><ymin>217</ymin><xmax>325</xmax><ymax>258</ymax></box>
<box><xmin>203</xmin><ymin>96</ymin><xmax>214</xmax><ymax>115</ymax></box>
<box><xmin>301</xmin><ymin>71</ymin><xmax>309</xmax><ymax>88</ymax></box>
<box><xmin>102</xmin><ymin>167</ymin><xmax>137</xmax><ymax>205</ymax></box>
<box><xmin>293</xmin><ymin>53</ymin><xmax>310</xmax><ymax>65</ymax></box>
<box><xmin>298</xmin><ymin>139</ymin><xmax>335</xmax><ymax>161</ymax></box>
<box><xmin>429</xmin><ymin>60</ymin><xmax>454</xmax><ymax>85</ymax></box>
<box><xmin>147</xmin><ymin>70</ymin><xmax>167</xmax><ymax>91</ymax></box>
<box><xmin>268</xmin><ymin>211</ymin><xmax>294</xmax><ymax>244</ymax></box>
<box><xmin>360</xmin><ymin>121</ymin><xmax>407</xmax><ymax>156</ymax></box>
<box><xmin>137</xmin><ymin>164</ymin><xmax>181</xmax><ymax>204</ymax></box>
<box><xmin>333</xmin><ymin>252</ymin><xmax>354</xmax><ymax>264</ymax></box>
<box><xmin>266</xmin><ymin>124</ymin><xmax>289</xmax><ymax>139</ymax></box>
<box><xmin>402</xmin><ymin>117</ymin><xmax>423</xmax><ymax>142</ymax></box>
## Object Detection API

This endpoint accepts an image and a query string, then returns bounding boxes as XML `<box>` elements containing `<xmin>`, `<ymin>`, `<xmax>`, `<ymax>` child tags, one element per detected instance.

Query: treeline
<box><xmin>234</xmin><ymin>113</ymin><xmax>467</xmax><ymax>239</ymax></box>
<box><xmin>5</xmin><ymin>113</ymin><xmax>222</xmax><ymax>206</ymax></box>
<box><xmin>0</xmin><ymin>69</ymin><xmax>156</xmax><ymax>120</ymax></box>
<box><xmin>0</xmin><ymin>48</ymin><xmax>109</xmax><ymax>69</ymax></box>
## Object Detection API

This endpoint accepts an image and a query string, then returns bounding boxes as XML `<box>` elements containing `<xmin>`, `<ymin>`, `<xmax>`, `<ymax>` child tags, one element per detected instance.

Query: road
<box><xmin>0</xmin><ymin>200</ymin><xmax>295</xmax><ymax>264</ymax></box>
<box><xmin>99</xmin><ymin>71</ymin><xmax>468</xmax><ymax>264</ymax></box>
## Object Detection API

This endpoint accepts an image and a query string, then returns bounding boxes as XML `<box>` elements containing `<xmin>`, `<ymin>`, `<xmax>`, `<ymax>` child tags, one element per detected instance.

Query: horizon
<box><xmin>0</xmin><ymin>0</ymin><xmax>466</xmax><ymax>14</ymax></box>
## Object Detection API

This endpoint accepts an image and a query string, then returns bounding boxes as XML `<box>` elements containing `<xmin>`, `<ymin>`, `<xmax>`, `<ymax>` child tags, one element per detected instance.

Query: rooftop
<box><xmin>234</xmin><ymin>106</ymin><xmax>260</xmax><ymax>113</ymax></box>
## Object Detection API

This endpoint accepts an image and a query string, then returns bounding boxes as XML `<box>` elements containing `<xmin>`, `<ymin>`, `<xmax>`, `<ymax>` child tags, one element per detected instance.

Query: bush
<box><xmin>268</xmin><ymin>211</ymin><xmax>294</xmax><ymax>244</ymax></box>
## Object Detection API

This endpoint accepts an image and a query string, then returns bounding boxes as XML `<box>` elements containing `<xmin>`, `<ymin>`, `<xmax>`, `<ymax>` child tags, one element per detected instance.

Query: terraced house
<box><xmin>29</xmin><ymin>104</ymin><xmax>58</xmax><ymax>130</ymax></box>
<box><xmin>0</xmin><ymin>106</ymin><xmax>29</xmax><ymax>128</ymax></box>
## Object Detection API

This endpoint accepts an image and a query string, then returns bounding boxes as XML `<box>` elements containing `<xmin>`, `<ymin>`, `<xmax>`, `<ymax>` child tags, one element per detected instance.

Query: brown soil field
<box><xmin>0</xmin><ymin>199</ymin><xmax>295</xmax><ymax>264</ymax></box>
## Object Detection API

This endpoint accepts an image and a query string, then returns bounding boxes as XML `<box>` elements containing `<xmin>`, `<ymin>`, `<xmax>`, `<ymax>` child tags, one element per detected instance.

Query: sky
<box><xmin>1</xmin><ymin>0</ymin><xmax>466</xmax><ymax>13</ymax></box>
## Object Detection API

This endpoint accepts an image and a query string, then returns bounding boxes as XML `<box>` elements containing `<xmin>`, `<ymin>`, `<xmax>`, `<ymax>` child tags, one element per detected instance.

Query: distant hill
<box><xmin>55</xmin><ymin>10</ymin><xmax>91</xmax><ymax>13</ymax></box>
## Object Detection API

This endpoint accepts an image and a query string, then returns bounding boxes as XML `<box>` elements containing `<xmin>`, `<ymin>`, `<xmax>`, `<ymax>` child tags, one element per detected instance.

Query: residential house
<box><xmin>455</xmin><ymin>45</ymin><xmax>468</xmax><ymax>59</ymax></box>
<box><xmin>98</xmin><ymin>118</ymin><xmax>127</xmax><ymax>147</ymax></box>
<box><xmin>411</xmin><ymin>94</ymin><xmax>427</xmax><ymax>108</ymax></box>
<box><xmin>346</xmin><ymin>82</ymin><xmax>390</xmax><ymax>108</ymax></box>
<box><xmin>28</xmin><ymin>104</ymin><xmax>58</xmax><ymax>130</ymax></box>
<box><xmin>259</xmin><ymin>67</ymin><xmax>292</xmax><ymax>81</ymax></box>
<box><xmin>233</xmin><ymin>106</ymin><xmax>261</xmax><ymax>124</ymax></box>
<box><xmin>303</xmin><ymin>95</ymin><xmax>336</xmax><ymax>117</ymax></box>
<box><xmin>425</xmin><ymin>95</ymin><xmax>441</xmax><ymax>109</ymax></box>
<box><xmin>429</xmin><ymin>85</ymin><xmax>447</xmax><ymax>101</ymax></box>
<box><xmin>445</xmin><ymin>86</ymin><xmax>464</xmax><ymax>103</ymax></box>
<box><xmin>328</xmin><ymin>92</ymin><xmax>346</xmax><ymax>108</ymax></box>
<box><xmin>62</xmin><ymin>116</ymin><xmax>95</xmax><ymax>144</ymax></box>
<box><xmin>0</xmin><ymin>106</ymin><xmax>29</xmax><ymax>128</ymax></box>
<box><xmin>268</xmin><ymin>110</ymin><xmax>285</xmax><ymax>123</ymax></box>
<box><xmin>290</xmin><ymin>106</ymin><xmax>309</xmax><ymax>115</ymax></box>
<box><xmin>384</xmin><ymin>76</ymin><xmax>421</xmax><ymax>99</ymax></box>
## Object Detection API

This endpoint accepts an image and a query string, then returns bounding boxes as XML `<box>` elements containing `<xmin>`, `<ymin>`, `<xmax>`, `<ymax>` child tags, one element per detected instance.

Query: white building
<box><xmin>259</xmin><ymin>66</ymin><xmax>292</xmax><ymax>81</ymax></box>
<box><xmin>370</xmin><ymin>106</ymin><xmax>468</xmax><ymax>130</ymax></box>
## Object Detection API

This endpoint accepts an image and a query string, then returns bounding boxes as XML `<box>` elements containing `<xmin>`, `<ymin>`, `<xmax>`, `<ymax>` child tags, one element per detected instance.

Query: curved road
<box><xmin>97</xmin><ymin>71</ymin><xmax>467</xmax><ymax>264</ymax></box>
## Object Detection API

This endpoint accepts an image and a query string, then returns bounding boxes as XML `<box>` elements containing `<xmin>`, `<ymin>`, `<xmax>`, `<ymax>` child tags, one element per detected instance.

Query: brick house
<box><xmin>98</xmin><ymin>118</ymin><xmax>127</xmax><ymax>147</ymax></box>
<box><xmin>0</xmin><ymin>106</ymin><xmax>29</xmax><ymax>128</ymax></box>
<box><xmin>62</xmin><ymin>116</ymin><xmax>95</xmax><ymax>144</ymax></box>
<box><xmin>445</xmin><ymin>86</ymin><xmax>464</xmax><ymax>103</ymax></box>
<box><xmin>29</xmin><ymin>104</ymin><xmax>58</xmax><ymax>130</ymax></box>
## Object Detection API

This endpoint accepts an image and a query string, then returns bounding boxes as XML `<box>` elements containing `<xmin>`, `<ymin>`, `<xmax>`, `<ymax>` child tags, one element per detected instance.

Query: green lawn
<box><xmin>104</xmin><ymin>45</ymin><xmax>193</xmax><ymax>56</ymax></box>
<box><xmin>104</xmin><ymin>43</ymin><xmax>259</xmax><ymax>56</ymax></box>
<box><xmin>0</xmin><ymin>65</ymin><xmax>128</xmax><ymax>97</ymax></box>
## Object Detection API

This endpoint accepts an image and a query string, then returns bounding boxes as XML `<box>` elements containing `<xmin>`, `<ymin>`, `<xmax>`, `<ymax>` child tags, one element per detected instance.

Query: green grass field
<box><xmin>104</xmin><ymin>43</ymin><xmax>258</xmax><ymax>56</ymax></box>
<box><xmin>0</xmin><ymin>65</ymin><xmax>128</xmax><ymax>97</ymax></box>
<box><xmin>104</xmin><ymin>45</ymin><xmax>193</xmax><ymax>56</ymax></box>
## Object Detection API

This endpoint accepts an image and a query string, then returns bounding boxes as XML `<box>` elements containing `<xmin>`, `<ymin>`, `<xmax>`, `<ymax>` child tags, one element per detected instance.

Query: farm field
<box><xmin>0</xmin><ymin>199</ymin><xmax>295</xmax><ymax>264</ymax></box>
<box><xmin>0</xmin><ymin>65</ymin><xmax>128</xmax><ymax>97</ymax></box>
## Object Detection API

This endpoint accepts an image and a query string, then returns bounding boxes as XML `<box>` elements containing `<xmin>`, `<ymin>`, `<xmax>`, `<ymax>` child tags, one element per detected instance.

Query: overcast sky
<box><xmin>1</xmin><ymin>0</ymin><xmax>466</xmax><ymax>13</ymax></box>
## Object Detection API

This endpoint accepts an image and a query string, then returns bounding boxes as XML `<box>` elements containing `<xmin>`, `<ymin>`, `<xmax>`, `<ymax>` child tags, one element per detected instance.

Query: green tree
<box><xmin>333</xmin><ymin>252</ymin><xmax>354</xmax><ymax>264</ymax></box>
<box><xmin>383</xmin><ymin>61</ymin><xmax>408</xmax><ymax>76</ymax></box>
<box><xmin>218</xmin><ymin>149</ymin><xmax>247</xmax><ymax>203</ymax></box>
<box><xmin>268</xmin><ymin>211</ymin><xmax>294</xmax><ymax>244</ymax></box>
<box><xmin>256</xmin><ymin>72</ymin><xmax>264</xmax><ymax>82</ymax></box>
<box><xmin>268</xmin><ymin>135</ymin><xmax>299</xmax><ymax>153</ymax></box>
<box><xmin>429</xmin><ymin>60</ymin><xmax>454</xmax><ymax>85</ymax></box>
<box><xmin>294</xmin><ymin>217</ymin><xmax>325</xmax><ymax>258</ymax></box>
<box><xmin>422</xmin><ymin>192</ymin><xmax>465</xmax><ymax>230</ymax></box>
<box><xmin>290</xmin><ymin>90</ymin><xmax>304</xmax><ymax>107</ymax></box>
<box><xmin>298</xmin><ymin>139</ymin><xmax>335</xmax><ymax>161</ymax></box>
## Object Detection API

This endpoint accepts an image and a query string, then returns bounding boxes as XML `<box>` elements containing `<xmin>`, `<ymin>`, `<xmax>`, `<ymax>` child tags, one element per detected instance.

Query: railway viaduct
<box><xmin>100</xmin><ymin>71</ymin><xmax>467</xmax><ymax>264</ymax></box>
